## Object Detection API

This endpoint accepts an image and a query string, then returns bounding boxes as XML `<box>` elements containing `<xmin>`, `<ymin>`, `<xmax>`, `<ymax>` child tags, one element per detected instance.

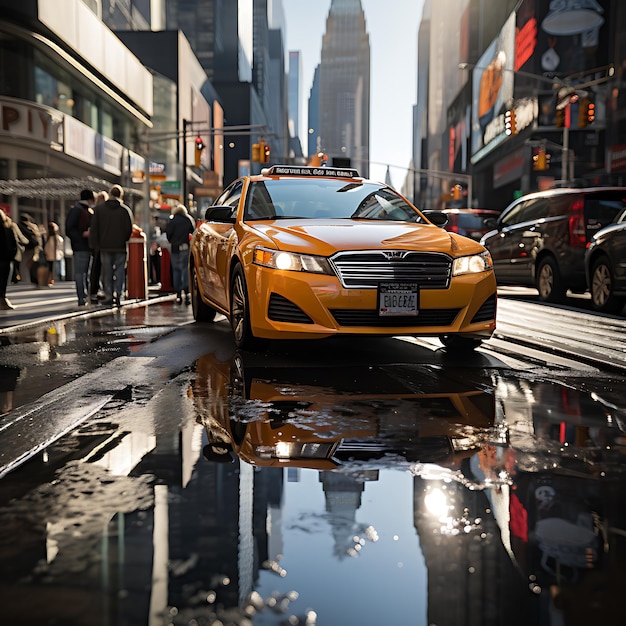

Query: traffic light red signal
<box><xmin>578</xmin><ymin>98</ymin><xmax>595</xmax><ymax>127</ymax></box>
<box><xmin>251</xmin><ymin>140</ymin><xmax>271</xmax><ymax>163</ymax></box>
<box><xmin>194</xmin><ymin>136</ymin><xmax>205</xmax><ymax>167</ymax></box>
<box><xmin>532</xmin><ymin>147</ymin><xmax>548</xmax><ymax>171</ymax></box>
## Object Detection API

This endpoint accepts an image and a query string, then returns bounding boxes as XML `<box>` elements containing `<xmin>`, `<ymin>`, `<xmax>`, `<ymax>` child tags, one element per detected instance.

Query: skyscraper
<box><xmin>318</xmin><ymin>0</ymin><xmax>370</xmax><ymax>176</ymax></box>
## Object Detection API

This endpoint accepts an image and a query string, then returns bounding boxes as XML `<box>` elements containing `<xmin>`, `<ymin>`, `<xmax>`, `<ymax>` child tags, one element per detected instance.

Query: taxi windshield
<box><xmin>245</xmin><ymin>179</ymin><xmax>423</xmax><ymax>222</ymax></box>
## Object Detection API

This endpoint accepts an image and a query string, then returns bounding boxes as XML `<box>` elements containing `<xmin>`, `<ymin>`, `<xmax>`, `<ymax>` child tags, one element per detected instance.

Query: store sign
<box><xmin>65</xmin><ymin>116</ymin><xmax>122</xmax><ymax>175</ymax></box>
<box><xmin>160</xmin><ymin>180</ymin><xmax>181</xmax><ymax>197</ymax></box>
<box><xmin>608</xmin><ymin>144</ymin><xmax>626</xmax><ymax>172</ymax></box>
<box><xmin>0</xmin><ymin>97</ymin><xmax>63</xmax><ymax>149</ymax></box>
<box><xmin>99</xmin><ymin>136</ymin><xmax>123</xmax><ymax>175</ymax></box>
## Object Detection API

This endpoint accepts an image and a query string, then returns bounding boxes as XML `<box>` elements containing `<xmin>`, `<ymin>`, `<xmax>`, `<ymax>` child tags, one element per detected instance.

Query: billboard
<box><xmin>470</xmin><ymin>12</ymin><xmax>516</xmax><ymax>162</ymax></box>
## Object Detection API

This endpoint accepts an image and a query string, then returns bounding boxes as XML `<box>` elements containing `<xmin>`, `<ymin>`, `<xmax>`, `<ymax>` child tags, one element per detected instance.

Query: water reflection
<box><xmin>191</xmin><ymin>350</ymin><xmax>626</xmax><ymax>625</ymax></box>
<box><xmin>0</xmin><ymin>345</ymin><xmax>625</xmax><ymax>625</ymax></box>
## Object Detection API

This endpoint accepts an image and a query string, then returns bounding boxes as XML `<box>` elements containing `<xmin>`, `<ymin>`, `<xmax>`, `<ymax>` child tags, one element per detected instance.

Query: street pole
<box><xmin>562</xmin><ymin>111</ymin><xmax>569</xmax><ymax>185</ymax></box>
<box><xmin>182</xmin><ymin>118</ymin><xmax>188</xmax><ymax>207</ymax></box>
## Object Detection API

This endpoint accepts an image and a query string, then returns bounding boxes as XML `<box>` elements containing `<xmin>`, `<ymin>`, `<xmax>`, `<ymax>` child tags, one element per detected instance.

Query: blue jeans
<box><xmin>171</xmin><ymin>250</ymin><xmax>189</xmax><ymax>294</ymax></box>
<box><xmin>73</xmin><ymin>250</ymin><xmax>91</xmax><ymax>304</ymax></box>
<box><xmin>100</xmin><ymin>250</ymin><xmax>127</xmax><ymax>301</ymax></box>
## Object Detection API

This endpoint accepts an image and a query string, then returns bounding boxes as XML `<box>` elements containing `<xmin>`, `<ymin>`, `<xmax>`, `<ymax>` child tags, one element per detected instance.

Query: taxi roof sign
<box><xmin>262</xmin><ymin>165</ymin><xmax>361</xmax><ymax>178</ymax></box>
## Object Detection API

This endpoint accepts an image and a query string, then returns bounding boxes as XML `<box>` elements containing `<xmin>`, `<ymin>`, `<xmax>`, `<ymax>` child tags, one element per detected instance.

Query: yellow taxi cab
<box><xmin>189</xmin><ymin>165</ymin><xmax>496</xmax><ymax>351</ymax></box>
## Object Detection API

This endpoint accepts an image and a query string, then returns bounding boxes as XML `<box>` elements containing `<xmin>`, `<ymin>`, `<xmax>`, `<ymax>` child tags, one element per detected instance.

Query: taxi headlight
<box><xmin>253</xmin><ymin>247</ymin><xmax>333</xmax><ymax>274</ymax></box>
<box><xmin>452</xmin><ymin>251</ymin><xmax>493</xmax><ymax>276</ymax></box>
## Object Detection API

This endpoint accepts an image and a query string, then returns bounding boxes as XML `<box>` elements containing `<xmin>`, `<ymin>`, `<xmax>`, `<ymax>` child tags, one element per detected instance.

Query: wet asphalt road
<box><xmin>0</xmin><ymin>295</ymin><xmax>625</xmax><ymax>625</ymax></box>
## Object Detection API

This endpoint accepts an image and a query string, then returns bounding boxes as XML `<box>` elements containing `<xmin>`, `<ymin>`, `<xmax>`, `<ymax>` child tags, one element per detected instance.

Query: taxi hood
<box><xmin>251</xmin><ymin>219</ymin><xmax>483</xmax><ymax>256</ymax></box>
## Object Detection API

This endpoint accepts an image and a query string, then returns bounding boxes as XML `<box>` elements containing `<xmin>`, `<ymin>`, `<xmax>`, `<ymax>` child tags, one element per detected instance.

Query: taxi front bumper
<box><xmin>246</xmin><ymin>264</ymin><xmax>497</xmax><ymax>340</ymax></box>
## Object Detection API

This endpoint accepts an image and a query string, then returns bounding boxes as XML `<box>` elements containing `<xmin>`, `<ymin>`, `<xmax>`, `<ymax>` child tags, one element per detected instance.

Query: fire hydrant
<box><xmin>127</xmin><ymin>224</ymin><xmax>148</xmax><ymax>300</ymax></box>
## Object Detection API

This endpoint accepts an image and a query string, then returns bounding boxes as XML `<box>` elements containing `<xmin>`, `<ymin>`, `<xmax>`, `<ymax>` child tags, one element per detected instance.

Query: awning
<box><xmin>0</xmin><ymin>176</ymin><xmax>145</xmax><ymax>200</ymax></box>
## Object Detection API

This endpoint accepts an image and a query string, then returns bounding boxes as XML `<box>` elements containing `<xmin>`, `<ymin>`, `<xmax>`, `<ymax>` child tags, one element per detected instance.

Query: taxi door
<box><xmin>197</xmin><ymin>182</ymin><xmax>243</xmax><ymax>311</ymax></box>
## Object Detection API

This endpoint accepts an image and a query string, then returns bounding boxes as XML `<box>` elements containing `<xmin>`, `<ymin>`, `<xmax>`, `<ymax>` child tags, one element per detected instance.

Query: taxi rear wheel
<box><xmin>230</xmin><ymin>265</ymin><xmax>266</xmax><ymax>351</ymax></box>
<box><xmin>191</xmin><ymin>265</ymin><xmax>217</xmax><ymax>322</ymax></box>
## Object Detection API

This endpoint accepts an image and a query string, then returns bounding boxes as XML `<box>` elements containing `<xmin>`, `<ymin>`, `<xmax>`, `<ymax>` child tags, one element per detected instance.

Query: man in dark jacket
<box><xmin>166</xmin><ymin>203</ymin><xmax>195</xmax><ymax>304</ymax></box>
<box><xmin>89</xmin><ymin>185</ymin><xmax>133</xmax><ymax>306</ymax></box>
<box><xmin>65</xmin><ymin>189</ymin><xmax>95</xmax><ymax>306</ymax></box>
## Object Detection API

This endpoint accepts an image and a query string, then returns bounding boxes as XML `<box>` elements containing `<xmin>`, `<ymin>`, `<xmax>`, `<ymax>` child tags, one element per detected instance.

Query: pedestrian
<box><xmin>66</xmin><ymin>189</ymin><xmax>95</xmax><ymax>306</ymax></box>
<box><xmin>11</xmin><ymin>215</ymin><xmax>29</xmax><ymax>285</ymax></box>
<box><xmin>43</xmin><ymin>221</ymin><xmax>64</xmax><ymax>286</ymax></box>
<box><xmin>89</xmin><ymin>190</ymin><xmax>108</xmax><ymax>303</ymax></box>
<box><xmin>166</xmin><ymin>203</ymin><xmax>195</xmax><ymax>304</ymax></box>
<box><xmin>89</xmin><ymin>184</ymin><xmax>133</xmax><ymax>306</ymax></box>
<box><xmin>17</xmin><ymin>213</ymin><xmax>43</xmax><ymax>285</ymax></box>
<box><xmin>0</xmin><ymin>209</ymin><xmax>27</xmax><ymax>310</ymax></box>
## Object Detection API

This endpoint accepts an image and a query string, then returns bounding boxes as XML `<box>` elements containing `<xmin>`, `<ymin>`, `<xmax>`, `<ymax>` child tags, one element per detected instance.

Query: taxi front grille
<box><xmin>330</xmin><ymin>251</ymin><xmax>451</xmax><ymax>289</ymax></box>
<box><xmin>330</xmin><ymin>308</ymin><xmax>460</xmax><ymax>327</ymax></box>
<box><xmin>268</xmin><ymin>293</ymin><xmax>314</xmax><ymax>324</ymax></box>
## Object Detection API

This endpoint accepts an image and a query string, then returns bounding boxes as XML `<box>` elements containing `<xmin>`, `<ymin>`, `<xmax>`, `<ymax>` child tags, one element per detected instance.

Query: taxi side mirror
<box><xmin>422</xmin><ymin>210</ymin><xmax>448</xmax><ymax>227</ymax></box>
<box><xmin>204</xmin><ymin>206</ymin><xmax>236</xmax><ymax>223</ymax></box>
<box><xmin>484</xmin><ymin>217</ymin><xmax>498</xmax><ymax>230</ymax></box>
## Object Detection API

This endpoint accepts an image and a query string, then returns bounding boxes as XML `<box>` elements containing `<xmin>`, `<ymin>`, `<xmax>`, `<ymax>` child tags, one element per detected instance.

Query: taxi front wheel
<box><xmin>230</xmin><ymin>265</ymin><xmax>267</xmax><ymax>352</ymax></box>
<box><xmin>440</xmin><ymin>335</ymin><xmax>482</xmax><ymax>352</ymax></box>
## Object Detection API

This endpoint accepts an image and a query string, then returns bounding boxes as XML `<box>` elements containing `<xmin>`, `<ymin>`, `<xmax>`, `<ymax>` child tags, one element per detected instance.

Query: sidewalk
<box><xmin>0</xmin><ymin>280</ymin><xmax>174</xmax><ymax>334</ymax></box>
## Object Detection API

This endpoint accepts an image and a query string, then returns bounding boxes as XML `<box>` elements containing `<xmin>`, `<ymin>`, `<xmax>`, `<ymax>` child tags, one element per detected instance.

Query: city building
<box><xmin>287</xmin><ymin>50</ymin><xmax>304</xmax><ymax>159</ymax></box>
<box><xmin>414</xmin><ymin>0</ymin><xmax>625</xmax><ymax>211</ymax></box>
<box><xmin>307</xmin><ymin>66</ymin><xmax>321</xmax><ymax>159</ymax></box>
<box><xmin>114</xmin><ymin>29</ymin><xmax>221</xmax><ymax>222</ymax></box>
<box><xmin>317</xmin><ymin>0</ymin><xmax>370</xmax><ymax>176</ymax></box>
<box><xmin>0</xmin><ymin>0</ymin><xmax>152</xmax><ymax>234</ymax></box>
<box><xmin>166</xmin><ymin>0</ymin><xmax>291</xmax><ymax>181</ymax></box>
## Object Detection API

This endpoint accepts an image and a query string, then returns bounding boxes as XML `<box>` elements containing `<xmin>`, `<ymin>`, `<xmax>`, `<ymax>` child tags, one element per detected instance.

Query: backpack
<box><xmin>1</xmin><ymin>223</ymin><xmax>18</xmax><ymax>262</ymax></box>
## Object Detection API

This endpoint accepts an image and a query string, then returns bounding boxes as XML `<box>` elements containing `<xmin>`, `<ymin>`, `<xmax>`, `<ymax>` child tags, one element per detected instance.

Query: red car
<box><xmin>442</xmin><ymin>208</ymin><xmax>500</xmax><ymax>241</ymax></box>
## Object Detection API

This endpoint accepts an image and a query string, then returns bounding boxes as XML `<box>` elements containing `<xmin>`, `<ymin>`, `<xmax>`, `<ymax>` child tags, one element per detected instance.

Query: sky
<box><xmin>282</xmin><ymin>0</ymin><xmax>426</xmax><ymax>189</ymax></box>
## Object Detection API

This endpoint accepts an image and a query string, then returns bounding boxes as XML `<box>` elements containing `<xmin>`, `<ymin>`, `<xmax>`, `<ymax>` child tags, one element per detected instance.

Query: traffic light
<box><xmin>505</xmin><ymin>109</ymin><xmax>517</xmax><ymax>135</ymax></box>
<box><xmin>451</xmin><ymin>184</ymin><xmax>462</xmax><ymax>201</ymax></box>
<box><xmin>587</xmin><ymin>101</ymin><xmax>595</xmax><ymax>124</ymax></box>
<box><xmin>262</xmin><ymin>142</ymin><xmax>271</xmax><ymax>163</ymax></box>
<box><xmin>194</xmin><ymin>136</ymin><xmax>205</xmax><ymax>167</ymax></box>
<box><xmin>555</xmin><ymin>107</ymin><xmax>565</xmax><ymax>128</ymax></box>
<box><xmin>533</xmin><ymin>147</ymin><xmax>547</xmax><ymax>171</ymax></box>
<box><xmin>579</xmin><ymin>98</ymin><xmax>595</xmax><ymax>127</ymax></box>
<box><xmin>251</xmin><ymin>142</ymin><xmax>261</xmax><ymax>162</ymax></box>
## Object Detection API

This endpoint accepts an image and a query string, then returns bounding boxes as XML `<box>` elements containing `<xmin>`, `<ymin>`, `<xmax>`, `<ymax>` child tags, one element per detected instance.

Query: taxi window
<box><xmin>216</xmin><ymin>181</ymin><xmax>244</xmax><ymax>213</ymax></box>
<box><xmin>244</xmin><ymin>180</ymin><xmax>420</xmax><ymax>221</ymax></box>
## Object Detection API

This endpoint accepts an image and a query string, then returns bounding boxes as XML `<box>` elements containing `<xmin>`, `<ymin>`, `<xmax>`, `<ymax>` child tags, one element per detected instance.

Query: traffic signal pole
<box><xmin>182</xmin><ymin>118</ymin><xmax>189</xmax><ymax>207</ymax></box>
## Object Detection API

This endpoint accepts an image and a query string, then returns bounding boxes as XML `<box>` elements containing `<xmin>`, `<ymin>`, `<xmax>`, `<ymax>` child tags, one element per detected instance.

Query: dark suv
<box><xmin>480</xmin><ymin>187</ymin><xmax>626</xmax><ymax>302</ymax></box>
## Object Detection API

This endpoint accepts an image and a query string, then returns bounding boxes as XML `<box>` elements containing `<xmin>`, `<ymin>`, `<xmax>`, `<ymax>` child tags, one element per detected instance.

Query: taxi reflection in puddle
<box><xmin>191</xmin><ymin>351</ymin><xmax>496</xmax><ymax>472</ymax></box>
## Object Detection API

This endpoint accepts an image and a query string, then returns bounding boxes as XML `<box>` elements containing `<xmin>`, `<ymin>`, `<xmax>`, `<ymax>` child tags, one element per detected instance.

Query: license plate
<box><xmin>378</xmin><ymin>282</ymin><xmax>419</xmax><ymax>316</ymax></box>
